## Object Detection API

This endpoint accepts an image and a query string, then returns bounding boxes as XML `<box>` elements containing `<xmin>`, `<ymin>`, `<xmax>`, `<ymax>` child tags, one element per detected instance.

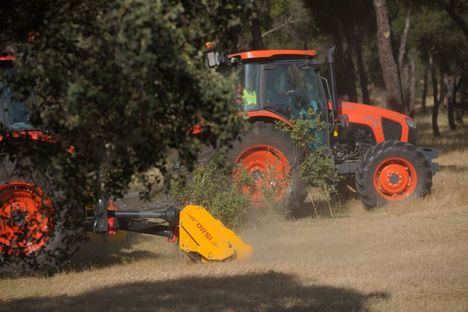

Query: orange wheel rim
<box><xmin>0</xmin><ymin>182</ymin><xmax>54</xmax><ymax>256</ymax></box>
<box><xmin>373</xmin><ymin>158</ymin><xmax>418</xmax><ymax>201</ymax></box>
<box><xmin>235</xmin><ymin>145</ymin><xmax>289</xmax><ymax>206</ymax></box>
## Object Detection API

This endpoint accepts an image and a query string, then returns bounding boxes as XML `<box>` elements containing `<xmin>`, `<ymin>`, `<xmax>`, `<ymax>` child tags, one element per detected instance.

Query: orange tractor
<box><xmin>206</xmin><ymin>47</ymin><xmax>437</xmax><ymax>210</ymax></box>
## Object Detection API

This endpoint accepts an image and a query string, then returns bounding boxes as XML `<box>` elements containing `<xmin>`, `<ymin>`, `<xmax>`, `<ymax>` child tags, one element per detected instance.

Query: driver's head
<box><xmin>289</xmin><ymin>65</ymin><xmax>304</xmax><ymax>87</ymax></box>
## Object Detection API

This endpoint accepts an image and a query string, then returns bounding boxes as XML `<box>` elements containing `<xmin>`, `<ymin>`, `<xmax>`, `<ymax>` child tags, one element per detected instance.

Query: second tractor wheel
<box><xmin>355</xmin><ymin>140</ymin><xmax>432</xmax><ymax>208</ymax></box>
<box><xmin>227</xmin><ymin>122</ymin><xmax>306</xmax><ymax>212</ymax></box>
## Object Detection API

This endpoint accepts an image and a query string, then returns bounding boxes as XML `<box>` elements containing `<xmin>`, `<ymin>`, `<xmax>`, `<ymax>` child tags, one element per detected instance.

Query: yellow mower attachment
<box><xmin>178</xmin><ymin>205</ymin><xmax>253</xmax><ymax>261</ymax></box>
<box><xmin>98</xmin><ymin>203</ymin><xmax>252</xmax><ymax>262</ymax></box>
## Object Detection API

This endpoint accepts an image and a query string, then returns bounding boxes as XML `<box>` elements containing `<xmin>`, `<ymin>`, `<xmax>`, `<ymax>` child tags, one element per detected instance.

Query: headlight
<box><xmin>406</xmin><ymin>118</ymin><xmax>416</xmax><ymax>128</ymax></box>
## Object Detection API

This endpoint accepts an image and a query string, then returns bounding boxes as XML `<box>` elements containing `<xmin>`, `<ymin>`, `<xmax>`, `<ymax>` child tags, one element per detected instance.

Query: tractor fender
<box><xmin>246</xmin><ymin>110</ymin><xmax>292</xmax><ymax>127</ymax></box>
<box><xmin>191</xmin><ymin>111</ymin><xmax>292</xmax><ymax>136</ymax></box>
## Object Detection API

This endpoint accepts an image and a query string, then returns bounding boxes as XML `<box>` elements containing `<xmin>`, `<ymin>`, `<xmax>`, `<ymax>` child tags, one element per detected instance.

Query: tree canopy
<box><xmin>1</xmin><ymin>0</ymin><xmax>252</xmax><ymax>201</ymax></box>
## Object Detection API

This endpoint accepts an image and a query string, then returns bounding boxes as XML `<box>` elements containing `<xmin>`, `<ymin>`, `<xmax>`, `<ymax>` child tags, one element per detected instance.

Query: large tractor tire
<box><xmin>355</xmin><ymin>140</ymin><xmax>432</xmax><ymax>208</ymax></box>
<box><xmin>0</xmin><ymin>160</ymin><xmax>83</xmax><ymax>273</ymax></box>
<box><xmin>227</xmin><ymin>122</ymin><xmax>306</xmax><ymax>213</ymax></box>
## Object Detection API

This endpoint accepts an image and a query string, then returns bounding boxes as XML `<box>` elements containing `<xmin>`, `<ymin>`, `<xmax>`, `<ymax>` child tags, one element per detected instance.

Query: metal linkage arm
<box><xmin>93</xmin><ymin>204</ymin><xmax>180</xmax><ymax>237</ymax></box>
<box><xmin>111</xmin><ymin>205</ymin><xmax>179</xmax><ymax>226</ymax></box>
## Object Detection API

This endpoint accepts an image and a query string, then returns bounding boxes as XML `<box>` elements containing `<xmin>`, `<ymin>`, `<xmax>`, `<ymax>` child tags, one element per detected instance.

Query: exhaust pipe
<box><xmin>327</xmin><ymin>46</ymin><xmax>338</xmax><ymax>113</ymax></box>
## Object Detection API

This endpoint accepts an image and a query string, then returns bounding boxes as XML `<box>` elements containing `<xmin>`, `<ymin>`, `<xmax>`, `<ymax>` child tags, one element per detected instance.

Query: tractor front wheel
<box><xmin>355</xmin><ymin>140</ymin><xmax>432</xmax><ymax>208</ymax></box>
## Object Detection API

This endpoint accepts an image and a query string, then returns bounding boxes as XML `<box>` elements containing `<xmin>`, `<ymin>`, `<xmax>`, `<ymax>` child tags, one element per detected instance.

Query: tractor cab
<box><xmin>218</xmin><ymin>50</ymin><xmax>330</xmax><ymax>121</ymax></box>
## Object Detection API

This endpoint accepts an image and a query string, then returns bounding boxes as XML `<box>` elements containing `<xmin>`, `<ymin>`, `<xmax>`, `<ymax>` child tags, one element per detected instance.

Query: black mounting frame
<box><xmin>92</xmin><ymin>199</ymin><xmax>180</xmax><ymax>238</ymax></box>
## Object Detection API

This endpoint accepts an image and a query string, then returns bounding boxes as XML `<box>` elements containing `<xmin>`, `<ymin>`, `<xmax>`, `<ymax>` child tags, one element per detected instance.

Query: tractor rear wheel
<box><xmin>355</xmin><ymin>140</ymin><xmax>432</xmax><ymax>208</ymax></box>
<box><xmin>0</xmin><ymin>160</ymin><xmax>83</xmax><ymax>273</ymax></box>
<box><xmin>227</xmin><ymin>122</ymin><xmax>306</xmax><ymax>213</ymax></box>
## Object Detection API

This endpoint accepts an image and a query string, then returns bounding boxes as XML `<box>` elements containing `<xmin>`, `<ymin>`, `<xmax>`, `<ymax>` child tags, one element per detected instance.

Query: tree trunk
<box><xmin>352</xmin><ymin>28</ymin><xmax>370</xmax><ymax>103</ymax></box>
<box><xmin>421</xmin><ymin>65</ymin><xmax>428</xmax><ymax>113</ymax></box>
<box><xmin>336</xmin><ymin>19</ymin><xmax>358</xmax><ymax>102</ymax></box>
<box><xmin>458</xmin><ymin>82</ymin><xmax>466</xmax><ymax>123</ymax></box>
<box><xmin>408</xmin><ymin>58</ymin><xmax>416</xmax><ymax>117</ymax></box>
<box><xmin>373</xmin><ymin>0</ymin><xmax>404</xmax><ymax>112</ymax></box>
<box><xmin>429</xmin><ymin>53</ymin><xmax>440</xmax><ymax>136</ymax></box>
<box><xmin>398</xmin><ymin>7</ymin><xmax>412</xmax><ymax>71</ymax></box>
<box><xmin>444</xmin><ymin>75</ymin><xmax>457</xmax><ymax>130</ymax></box>
<box><xmin>439</xmin><ymin>73</ymin><xmax>446</xmax><ymax>111</ymax></box>
<box><xmin>397</xmin><ymin>6</ymin><xmax>411</xmax><ymax>113</ymax></box>
<box><xmin>250</xmin><ymin>5</ymin><xmax>264</xmax><ymax>50</ymax></box>
<box><xmin>401</xmin><ymin>64</ymin><xmax>410</xmax><ymax>113</ymax></box>
<box><xmin>455</xmin><ymin>74</ymin><xmax>465</xmax><ymax>123</ymax></box>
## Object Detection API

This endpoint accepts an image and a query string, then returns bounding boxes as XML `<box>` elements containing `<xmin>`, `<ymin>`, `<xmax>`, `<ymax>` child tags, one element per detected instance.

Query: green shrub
<box><xmin>169</xmin><ymin>157</ymin><xmax>252</xmax><ymax>228</ymax></box>
<box><xmin>279</xmin><ymin>109</ymin><xmax>341</xmax><ymax>210</ymax></box>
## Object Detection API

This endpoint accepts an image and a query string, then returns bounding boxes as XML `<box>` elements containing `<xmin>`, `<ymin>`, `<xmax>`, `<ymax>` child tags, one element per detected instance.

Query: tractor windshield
<box><xmin>235</xmin><ymin>61</ymin><xmax>326</xmax><ymax>119</ymax></box>
<box><xmin>264</xmin><ymin>62</ymin><xmax>325</xmax><ymax>119</ymax></box>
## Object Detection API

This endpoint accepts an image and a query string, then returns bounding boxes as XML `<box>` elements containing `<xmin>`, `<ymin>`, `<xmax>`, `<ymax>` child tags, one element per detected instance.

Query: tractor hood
<box><xmin>340</xmin><ymin>102</ymin><xmax>410</xmax><ymax>122</ymax></box>
<box><xmin>339</xmin><ymin>101</ymin><xmax>415</xmax><ymax>143</ymax></box>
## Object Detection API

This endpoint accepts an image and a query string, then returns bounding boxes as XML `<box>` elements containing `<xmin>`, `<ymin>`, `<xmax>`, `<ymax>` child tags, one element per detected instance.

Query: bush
<box><xmin>279</xmin><ymin>109</ymin><xmax>341</xmax><ymax>213</ymax></box>
<box><xmin>169</xmin><ymin>157</ymin><xmax>252</xmax><ymax>228</ymax></box>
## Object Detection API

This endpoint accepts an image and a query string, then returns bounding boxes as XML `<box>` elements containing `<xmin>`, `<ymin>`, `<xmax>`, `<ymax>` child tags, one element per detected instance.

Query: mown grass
<box><xmin>1</xmin><ymin>110</ymin><xmax>467</xmax><ymax>311</ymax></box>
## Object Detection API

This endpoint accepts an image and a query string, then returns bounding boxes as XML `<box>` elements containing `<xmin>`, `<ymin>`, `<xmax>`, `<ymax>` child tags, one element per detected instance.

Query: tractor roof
<box><xmin>228</xmin><ymin>49</ymin><xmax>317</xmax><ymax>60</ymax></box>
<box><xmin>0</xmin><ymin>54</ymin><xmax>16</xmax><ymax>61</ymax></box>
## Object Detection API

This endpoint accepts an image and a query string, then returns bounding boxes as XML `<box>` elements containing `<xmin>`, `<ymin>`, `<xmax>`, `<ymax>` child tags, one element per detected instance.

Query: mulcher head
<box><xmin>178</xmin><ymin>205</ymin><xmax>253</xmax><ymax>261</ymax></box>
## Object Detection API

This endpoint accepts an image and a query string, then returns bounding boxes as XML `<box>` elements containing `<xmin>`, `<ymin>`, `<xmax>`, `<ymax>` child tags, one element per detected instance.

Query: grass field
<box><xmin>1</xmin><ymin>112</ymin><xmax>467</xmax><ymax>312</ymax></box>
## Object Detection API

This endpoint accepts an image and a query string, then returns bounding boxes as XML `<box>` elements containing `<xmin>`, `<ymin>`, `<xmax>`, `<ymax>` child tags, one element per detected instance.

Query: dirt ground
<box><xmin>1</xmin><ymin>113</ymin><xmax>467</xmax><ymax>312</ymax></box>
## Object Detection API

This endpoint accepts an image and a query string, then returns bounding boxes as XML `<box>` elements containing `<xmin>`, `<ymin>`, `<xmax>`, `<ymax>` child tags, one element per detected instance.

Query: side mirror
<box><xmin>205</xmin><ymin>51</ymin><xmax>220</xmax><ymax>68</ymax></box>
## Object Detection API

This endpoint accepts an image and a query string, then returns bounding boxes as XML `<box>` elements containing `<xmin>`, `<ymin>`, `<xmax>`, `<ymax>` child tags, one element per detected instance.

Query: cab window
<box><xmin>0</xmin><ymin>82</ymin><xmax>36</xmax><ymax>130</ymax></box>
<box><xmin>263</xmin><ymin>62</ymin><xmax>325</xmax><ymax>119</ymax></box>
<box><xmin>236</xmin><ymin>63</ymin><xmax>260</xmax><ymax>111</ymax></box>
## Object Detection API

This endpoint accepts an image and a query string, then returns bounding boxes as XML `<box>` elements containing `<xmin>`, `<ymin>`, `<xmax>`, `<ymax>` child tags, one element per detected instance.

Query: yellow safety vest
<box><xmin>242</xmin><ymin>89</ymin><xmax>257</xmax><ymax>107</ymax></box>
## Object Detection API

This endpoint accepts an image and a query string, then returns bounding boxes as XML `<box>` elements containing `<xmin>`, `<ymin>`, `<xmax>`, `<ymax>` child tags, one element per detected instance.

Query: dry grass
<box><xmin>1</xmin><ymin>112</ymin><xmax>468</xmax><ymax>312</ymax></box>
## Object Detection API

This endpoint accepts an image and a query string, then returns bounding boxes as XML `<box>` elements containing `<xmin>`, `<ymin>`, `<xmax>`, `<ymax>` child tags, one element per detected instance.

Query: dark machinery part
<box><xmin>93</xmin><ymin>202</ymin><xmax>180</xmax><ymax>238</ymax></box>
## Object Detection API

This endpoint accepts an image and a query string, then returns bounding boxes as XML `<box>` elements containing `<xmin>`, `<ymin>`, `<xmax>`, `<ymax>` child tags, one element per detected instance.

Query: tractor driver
<box><xmin>265</xmin><ymin>66</ymin><xmax>294</xmax><ymax>117</ymax></box>
<box><xmin>288</xmin><ymin>65</ymin><xmax>309</xmax><ymax>119</ymax></box>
